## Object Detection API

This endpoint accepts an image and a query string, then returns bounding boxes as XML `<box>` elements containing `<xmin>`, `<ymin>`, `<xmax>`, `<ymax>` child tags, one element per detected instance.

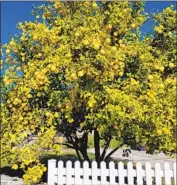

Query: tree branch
<box><xmin>66</xmin><ymin>134</ymin><xmax>82</xmax><ymax>161</ymax></box>
<box><xmin>104</xmin><ymin>147</ymin><xmax>119</xmax><ymax>162</ymax></box>
<box><xmin>62</xmin><ymin>143</ymin><xmax>75</xmax><ymax>149</ymax></box>
<box><xmin>100</xmin><ymin>137</ymin><xmax>111</xmax><ymax>161</ymax></box>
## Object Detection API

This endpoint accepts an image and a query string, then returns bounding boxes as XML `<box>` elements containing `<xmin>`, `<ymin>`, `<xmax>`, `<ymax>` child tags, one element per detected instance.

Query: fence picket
<box><xmin>154</xmin><ymin>162</ymin><xmax>163</xmax><ymax>185</ymax></box>
<box><xmin>109</xmin><ymin>161</ymin><xmax>117</xmax><ymax>185</ymax></box>
<box><xmin>127</xmin><ymin>162</ymin><xmax>135</xmax><ymax>185</ymax></box>
<box><xmin>100</xmin><ymin>161</ymin><xmax>109</xmax><ymax>185</ymax></box>
<box><xmin>74</xmin><ymin>161</ymin><xmax>83</xmax><ymax>185</ymax></box>
<box><xmin>48</xmin><ymin>159</ymin><xmax>57</xmax><ymax>185</ymax></box>
<box><xmin>58</xmin><ymin>161</ymin><xmax>66</xmax><ymax>185</ymax></box>
<box><xmin>66</xmin><ymin>161</ymin><xmax>74</xmax><ymax>185</ymax></box>
<box><xmin>83</xmin><ymin>161</ymin><xmax>91</xmax><ymax>185</ymax></box>
<box><xmin>91</xmin><ymin>161</ymin><xmax>101</xmax><ymax>185</ymax></box>
<box><xmin>145</xmin><ymin>162</ymin><xmax>153</xmax><ymax>185</ymax></box>
<box><xmin>118</xmin><ymin>161</ymin><xmax>125</xmax><ymax>185</ymax></box>
<box><xmin>136</xmin><ymin>162</ymin><xmax>144</xmax><ymax>185</ymax></box>
<box><xmin>164</xmin><ymin>162</ymin><xmax>172</xmax><ymax>185</ymax></box>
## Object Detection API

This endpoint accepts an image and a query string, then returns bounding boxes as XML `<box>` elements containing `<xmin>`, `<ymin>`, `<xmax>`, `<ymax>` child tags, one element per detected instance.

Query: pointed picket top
<box><xmin>118</xmin><ymin>161</ymin><xmax>124</xmax><ymax>170</ymax></box>
<box><xmin>127</xmin><ymin>161</ymin><xmax>133</xmax><ymax>167</ymax></box>
<box><xmin>74</xmin><ymin>160</ymin><xmax>80</xmax><ymax>168</ymax></box>
<box><xmin>109</xmin><ymin>161</ymin><xmax>115</xmax><ymax>168</ymax></box>
<box><xmin>100</xmin><ymin>161</ymin><xmax>106</xmax><ymax>168</ymax></box>
<box><xmin>48</xmin><ymin>159</ymin><xmax>57</xmax><ymax>169</ymax></box>
<box><xmin>58</xmin><ymin>160</ymin><xmax>64</xmax><ymax>168</ymax></box>
<box><xmin>91</xmin><ymin>160</ymin><xmax>98</xmax><ymax>168</ymax></box>
<box><xmin>66</xmin><ymin>160</ymin><xmax>72</xmax><ymax>167</ymax></box>
<box><xmin>136</xmin><ymin>162</ymin><xmax>144</xmax><ymax>185</ymax></box>
<box><xmin>83</xmin><ymin>160</ymin><xmax>89</xmax><ymax>168</ymax></box>
<box><xmin>164</xmin><ymin>162</ymin><xmax>170</xmax><ymax>168</ymax></box>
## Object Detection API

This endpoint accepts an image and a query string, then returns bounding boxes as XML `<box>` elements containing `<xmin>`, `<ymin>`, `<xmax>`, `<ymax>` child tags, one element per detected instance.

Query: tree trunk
<box><xmin>81</xmin><ymin>149</ymin><xmax>90</xmax><ymax>161</ymax></box>
<box><xmin>94</xmin><ymin>128</ymin><xmax>101</xmax><ymax>163</ymax></box>
<box><xmin>80</xmin><ymin>133</ymin><xmax>90</xmax><ymax>162</ymax></box>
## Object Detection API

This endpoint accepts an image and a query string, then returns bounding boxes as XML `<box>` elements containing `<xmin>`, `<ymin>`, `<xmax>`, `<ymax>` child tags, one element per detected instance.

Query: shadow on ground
<box><xmin>0</xmin><ymin>166</ymin><xmax>24</xmax><ymax>178</ymax></box>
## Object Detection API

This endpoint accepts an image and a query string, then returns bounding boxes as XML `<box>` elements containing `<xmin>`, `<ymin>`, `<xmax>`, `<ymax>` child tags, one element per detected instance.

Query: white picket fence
<box><xmin>48</xmin><ymin>160</ymin><xmax>176</xmax><ymax>185</ymax></box>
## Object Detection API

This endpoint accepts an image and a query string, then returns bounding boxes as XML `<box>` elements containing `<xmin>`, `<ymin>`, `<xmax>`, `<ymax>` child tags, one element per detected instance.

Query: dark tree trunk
<box><xmin>94</xmin><ymin>128</ymin><xmax>101</xmax><ymax>163</ymax></box>
<box><xmin>80</xmin><ymin>132</ymin><xmax>90</xmax><ymax>161</ymax></box>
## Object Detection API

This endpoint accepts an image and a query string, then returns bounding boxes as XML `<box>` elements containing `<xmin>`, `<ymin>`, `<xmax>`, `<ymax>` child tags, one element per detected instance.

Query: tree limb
<box><xmin>100</xmin><ymin>137</ymin><xmax>111</xmax><ymax>161</ymax></box>
<box><xmin>62</xmin><ymin>143</ymin><xmax>75</xmax><ymax>149</ymax></box>
<box><xmin>104</xmin><ymin>147</ymin><xmax>119</xmax><ymax>162</ymax></box>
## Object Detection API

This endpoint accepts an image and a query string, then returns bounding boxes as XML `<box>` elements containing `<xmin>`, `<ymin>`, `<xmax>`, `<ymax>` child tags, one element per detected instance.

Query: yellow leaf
<box><xmin>12</xmin><ymin>164</ymin><xmax>18</xmax><ymax>170</ymax></box>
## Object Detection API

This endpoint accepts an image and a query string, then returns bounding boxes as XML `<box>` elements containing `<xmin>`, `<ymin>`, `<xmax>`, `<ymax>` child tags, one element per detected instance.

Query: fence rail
<box><xmin>48</xmin><ymin>160</ymin><xmax>176</xmax><ymax>185</ymax></box>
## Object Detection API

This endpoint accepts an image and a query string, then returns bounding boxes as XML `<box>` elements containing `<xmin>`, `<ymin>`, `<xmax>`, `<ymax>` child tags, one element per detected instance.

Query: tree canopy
<box><xmin>1</xmin><ymin>1</ymin><xmax>176</xmax><ymax>184</ymax></box>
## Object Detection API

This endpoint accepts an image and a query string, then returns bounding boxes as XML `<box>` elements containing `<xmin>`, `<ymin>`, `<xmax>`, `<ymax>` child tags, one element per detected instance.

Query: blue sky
<box><xmin>1</xmin><ymin>1</ymin><xmax>176</xmax><ymax>44</ymax></box>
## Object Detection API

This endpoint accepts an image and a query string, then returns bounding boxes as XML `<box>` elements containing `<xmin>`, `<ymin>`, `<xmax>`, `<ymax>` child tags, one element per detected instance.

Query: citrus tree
<box><xmin>1</xmin><ymin>1</ymin><xmax>176</xmax><ymax>184</ymax></box>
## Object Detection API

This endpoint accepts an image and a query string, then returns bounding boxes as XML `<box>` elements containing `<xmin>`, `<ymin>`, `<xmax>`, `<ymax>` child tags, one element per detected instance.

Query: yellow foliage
<box><xmin>1</xmin><ymin>2</ymin><xmax>176</xmax><ymax>184</ymax></box>
<box><xmin>12</xmin><ymin>164</ymin><xmax>18</xmax><ymax>170</ymax></box>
